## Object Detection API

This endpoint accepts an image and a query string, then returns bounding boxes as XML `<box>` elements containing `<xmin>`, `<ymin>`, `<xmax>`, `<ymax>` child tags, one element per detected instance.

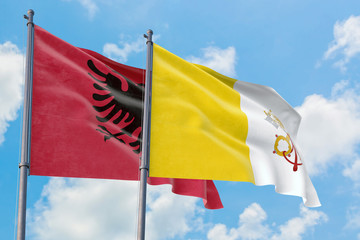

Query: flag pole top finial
<box><xmin>144</xmin><ymin>29</ymin><xmax>153</xmax><ymax>43</ymax></box>
<box><xmin>24</xmin><ymin>9</ymin><xmax>34</xmax><ymax>25</ymax></box>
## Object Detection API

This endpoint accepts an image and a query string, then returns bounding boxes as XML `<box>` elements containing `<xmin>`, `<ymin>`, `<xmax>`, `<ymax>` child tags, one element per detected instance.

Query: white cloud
<box><xmin>208</xmin><ymin>203</ymin><xmax>270</xmax><ymax>240</ymax></box>
<box><xmin>28</xmin><ymin>178</ymin><xmax>201</xmax><ymax>240</ymax></box>
<box><xmin>295</xmin><ymin>81</ymin><xmax>360</xmax><ymax>176</ymax></box>
<box><xmin>29</xmin><ymin>179</ymin><xmax>328</xmax><ymax>240</ymax></box>
<box><xmin>270</xmin><ymin>206</ymin><xmax>328</xmax><ymax>240</ymax></box>
<box><xmin>208</xmin><ymin>224</ymin><xmax>239</xmax><ymax>240</ymax></box>
<box><xmin>331</xmin><ymin>79</ymin><xmax>350</xmax><ymax>96</ymax></box>
<box><xmin>343</xmin><ymin>159</ymin><xmax>360</xmax><ymax>184</ymax></box>
<box><xmin>187</xmin><ymin>46</ymin><xmax>237</xmax><ymax>77</ymax></box>
<box><xmin>345</xmin><ymin>206</ymin><xmax>360</xmax><ymax>230</ymax></box>
<box><xmin>207</xmin><ymin>203</ymin><xmax>327</xmax><ymax>240</ymax></box>
<box><xmin>62</xmin><ymin>0</ymin><xmax>98</xmax><ymax>19</ymax></box>
<box><xmin>79</xmin><ymin>0</ymin><xmax>98</xmax><ymax>18</ymax></box>
<box><xmin>28</xmin><ymin>178</ymin><xmax>139</xmax><ymax>240</ymax></box>
<box><xmin>0</xmin><ymin>41</ymin><xmax>24</xmax><ymax>145</ymax></box>
<box><xmin>236</xmin><ymin>203</ymin><xmax>271</xmax><ymax>240</ymax></box>
<box><xmin>146</xmin><ymin>185</ymin><xmax>201</xmax><ymax>239</ymax></box>
<box><xmin>103</xmin><ymin>36</ymin><xmax>146</xmax><ymax>63</ymax></box>
<box><xmin>323</xmin><ymin>15</ymin><xmax>360</xmax><ymax>71</ymax></box>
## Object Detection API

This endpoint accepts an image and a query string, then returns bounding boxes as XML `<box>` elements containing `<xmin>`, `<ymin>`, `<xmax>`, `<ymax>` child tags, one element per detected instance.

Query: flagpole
<box><xmin>17</xmin><ymin>9</ymin><xmax>35</xmax><ymax>240</ymax></box>
<box><xmin>137</xmin><ymin>29</ymin><xmax>153</xmax><ymax>240</ymax></box>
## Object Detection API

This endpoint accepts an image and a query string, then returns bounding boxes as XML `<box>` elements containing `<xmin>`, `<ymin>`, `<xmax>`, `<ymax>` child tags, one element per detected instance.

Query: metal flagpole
<box><xmin>17</xmin><ymin>9</ymin><xmax>35</xmax><ymax>240</ymax></box>
<box><xmin>137</xmin><ymin>29</ymin><xmax>153</xmax><ymax>240</ymax></box>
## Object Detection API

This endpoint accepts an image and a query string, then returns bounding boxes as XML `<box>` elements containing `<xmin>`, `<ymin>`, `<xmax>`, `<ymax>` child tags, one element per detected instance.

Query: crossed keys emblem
<box><xmin>264</xmin><ymin>110</ymin><xmax>302</xmax><ymax>172</ymax></box>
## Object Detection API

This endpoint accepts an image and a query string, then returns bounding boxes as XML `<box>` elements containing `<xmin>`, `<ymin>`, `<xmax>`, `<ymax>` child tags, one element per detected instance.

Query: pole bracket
<box><xmin>139</xmin><ymin>157</ymin><xmax>149</xmax><ymax>171</ymax></box>
<box><xmin>18</xmin><ymin>162</ymin><xmax>30</xmax><ymax>169</ymax></box>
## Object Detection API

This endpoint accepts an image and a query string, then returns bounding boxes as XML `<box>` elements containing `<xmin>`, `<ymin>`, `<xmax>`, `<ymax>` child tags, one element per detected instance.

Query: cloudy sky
<box><xmin>1</xmin><ymin>0</ymin><xmax>360</xmax><ymax>239</ymax></box>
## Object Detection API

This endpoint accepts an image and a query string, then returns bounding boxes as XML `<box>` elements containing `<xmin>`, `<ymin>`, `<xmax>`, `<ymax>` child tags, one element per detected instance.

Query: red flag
<box><xmin>30</xmin><ymin>25</ymin><xmax>223</xmax><ymax>209</ymax></box>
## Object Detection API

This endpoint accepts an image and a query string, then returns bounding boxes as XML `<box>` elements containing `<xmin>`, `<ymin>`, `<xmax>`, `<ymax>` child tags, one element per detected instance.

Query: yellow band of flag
<box><xmin>149</xmin><ymin>44</ymin><xmax>255</xmax><ymax>182</ymax></box>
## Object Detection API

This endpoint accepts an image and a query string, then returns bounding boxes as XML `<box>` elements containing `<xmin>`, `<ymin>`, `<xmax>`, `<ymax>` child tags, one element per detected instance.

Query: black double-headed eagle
<box><xmin>87</xmin><ymin>59</ymin><xmax>144</xmax><ymax>154</ymax></box>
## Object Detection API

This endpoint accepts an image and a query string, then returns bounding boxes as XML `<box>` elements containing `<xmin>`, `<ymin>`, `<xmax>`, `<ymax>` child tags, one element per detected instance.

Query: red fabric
<box><xmin>31</xmin><ymin>25</ymin><xmax>223</xmax><ymax>209</ymax></box>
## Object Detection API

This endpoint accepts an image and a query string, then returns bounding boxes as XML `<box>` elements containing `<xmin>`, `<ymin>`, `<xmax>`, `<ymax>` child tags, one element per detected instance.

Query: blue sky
<box><xmin>1</xmin><ymin>0</ymin><xmax>360</xmax><ymax>239</ymax></box>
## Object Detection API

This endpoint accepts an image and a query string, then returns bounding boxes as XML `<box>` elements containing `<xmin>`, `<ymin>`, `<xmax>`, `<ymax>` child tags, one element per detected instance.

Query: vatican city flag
<box><xmin>149</xmin><ymin>44</ymin><xmax>320</xmax><ymax>207</ymax></box>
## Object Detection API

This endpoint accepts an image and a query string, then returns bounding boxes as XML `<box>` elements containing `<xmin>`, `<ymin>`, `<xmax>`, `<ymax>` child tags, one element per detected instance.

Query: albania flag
<box><xmin>30</xmin><ymin>25</ymin><xmax>223</xmax><ymax>209</ymax></box>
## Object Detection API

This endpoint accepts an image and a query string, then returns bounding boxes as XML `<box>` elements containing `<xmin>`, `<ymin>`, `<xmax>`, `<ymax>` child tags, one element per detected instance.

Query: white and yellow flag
<box><xmin>149</xmin><ymin>44</ymin><xmax>320</xmax><ymax>207</ymax></box>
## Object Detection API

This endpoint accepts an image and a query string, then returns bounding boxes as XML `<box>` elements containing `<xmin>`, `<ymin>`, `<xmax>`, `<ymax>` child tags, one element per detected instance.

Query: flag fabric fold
<box><xmin>149</xmin><ymin>44</ymin><xmax>320</xmax><ymax>207</ymax></box>
<box><xmin>30</xmin><ymin>25</ymin><xmax>223</xmax><ymax>209</ymax></box>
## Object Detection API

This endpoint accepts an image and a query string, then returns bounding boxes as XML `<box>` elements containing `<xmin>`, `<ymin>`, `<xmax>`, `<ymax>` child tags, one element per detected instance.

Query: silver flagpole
<box><xmin>137</xmin><ymin>29</ymin><xmax>153</xmax><ymax>240</ymax></box>
<box><xmin>17</xmin><ymin>9</ymin><xmax>35</xmax><ymax>240</ymax></box>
